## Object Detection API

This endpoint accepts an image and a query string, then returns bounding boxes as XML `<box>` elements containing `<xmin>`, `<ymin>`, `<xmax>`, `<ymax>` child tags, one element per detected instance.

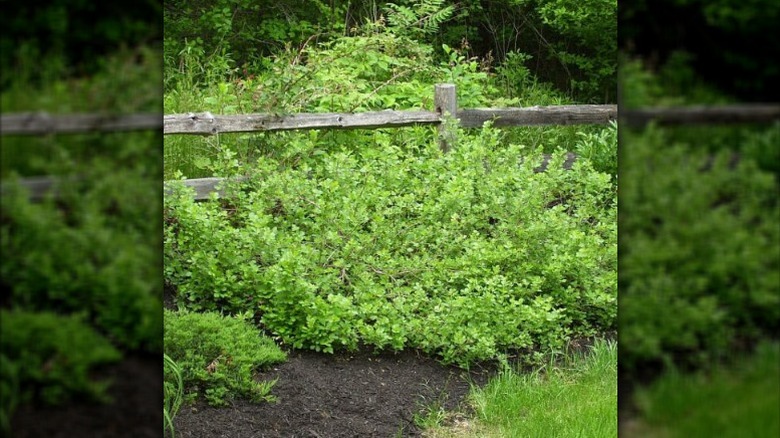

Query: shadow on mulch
<box><xmin>173</xmin><ymin>348</ymin><xmax>494</xmax><ymax>438</ymax></box>
<box><xmin>10</xmin><ymin>351</ymin><xmax>163</xmax><ymax>438</ymax></box>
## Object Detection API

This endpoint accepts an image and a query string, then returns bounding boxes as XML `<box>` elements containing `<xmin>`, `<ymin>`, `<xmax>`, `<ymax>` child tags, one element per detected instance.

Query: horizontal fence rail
<box><xmin>621</xmin><ymin>104</ymin><xmax>780</xmax><ymax>127</ymax></box>
<box><xmin>0</xmin><ymin>175</ymin><xmax>77</xmax><ymax>200</ymax></box>
<box><xmin>163</xmin><ymin>105</ymin><xmax>617</xmax><ymax>135</ymax></box>
<box><xmin>0</xmin><ymin>112</ymin><xmax>162</xmax><ymax>135</ymax></box>
<box><xmin>1</xmin><ymin>174</ymin><xmax>241</xmax><ymax>201</ymax></box>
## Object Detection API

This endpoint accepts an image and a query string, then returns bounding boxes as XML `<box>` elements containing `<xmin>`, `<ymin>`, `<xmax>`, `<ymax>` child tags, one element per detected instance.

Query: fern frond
<box><xmin>385</xmin><ymin>0</ymin><xmax>454</xmax><ymax>36</ymax></box>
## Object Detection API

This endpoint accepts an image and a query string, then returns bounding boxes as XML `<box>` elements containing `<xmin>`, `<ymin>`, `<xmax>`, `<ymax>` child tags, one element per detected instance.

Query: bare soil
<box><xmin>173</xmin><ymin>348</ymin><xmax>493</xmax><ymax>438</ymax></box>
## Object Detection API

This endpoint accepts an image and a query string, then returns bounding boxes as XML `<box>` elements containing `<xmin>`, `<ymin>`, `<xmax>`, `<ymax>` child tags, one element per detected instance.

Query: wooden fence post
<box><xmin>434</xmin><ymin>83</ymin><xmax>457</xmax><ymax>153</ymax></box>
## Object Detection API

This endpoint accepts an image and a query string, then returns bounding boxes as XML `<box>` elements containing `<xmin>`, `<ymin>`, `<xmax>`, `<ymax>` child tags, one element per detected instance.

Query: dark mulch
<box><xmin>173</xmin><ymin>348</ymin><xmax>494</xmax><ymax>438</ymax></box>
<box><xmin>10</xmin><ymin>352</ymin><xmax>163</xmax><ymax>438</ymax></box>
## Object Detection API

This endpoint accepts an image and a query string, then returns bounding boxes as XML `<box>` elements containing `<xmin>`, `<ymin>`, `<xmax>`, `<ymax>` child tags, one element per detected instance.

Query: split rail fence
<box><xmin>2</xmin><ymin>83</ymin><xmax>778</xmax><ymax>201</ymax></box>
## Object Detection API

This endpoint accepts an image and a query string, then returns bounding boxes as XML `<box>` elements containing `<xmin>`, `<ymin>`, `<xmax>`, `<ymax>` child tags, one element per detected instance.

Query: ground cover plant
<box><xmin>164</xmin><ymin>18</ymin><xmax>618</xmax><ymax>371</ymax></box>
<box><xmin>164</xmin><ymin>309</ymin><xmax>286</xmax><ymax>407</ymax></box>
<box><xmin>0</xmin><ymin>310</ymin><xmax>122</xmax><ymax>433</ymax></box>
<box><xmin>165</xmin><ymin>123</ymin><xmax>617</xmax><ymax>367</ymax></box>
<box><xmin>619</xmin><ymin>126</ymin><xmax>780</xmax><ymax>372</ymax></box>
<box><xmin>619</xmin><ymin>58</ymin><xmax>780</xmax><ymax>374</ymax></box>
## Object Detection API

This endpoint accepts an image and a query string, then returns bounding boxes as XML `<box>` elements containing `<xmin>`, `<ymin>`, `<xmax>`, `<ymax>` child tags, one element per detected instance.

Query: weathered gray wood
<box><xmin>0</xmin><ymin>113</ymin><xmax>162</xmax><ymax>135</ymax></box>
<box><xmin>435</xmin><ymin>83</ymin><xmax>458</xmax><ymax>152</ymax></box>
<box><xmin>164</xmin><ymin>177</ymin><xmax>248</xmax><ymax>200</ymax></box>
<box><xmin>163</xmin><ymin>111</ymin><xmax>442</xmax><ymax>135</ymax></box>
<box><xmin>163</xmin><ymin>106</ymin><xmax>618</xmax><ymax>135</ymax></box>
<box><xmin>622</xmin><ymin>104</ymin><xmax>780</xmax><ymax>127</ymax></box>
<box><xmin>459</xmin><ymin>105</ymin><xmax>617</xmax><ymax>128</ymax></box>
<box><xmin>533</xmin><ymin>152</ymin><xmax>578</xmax><ymax>173</ymax></box>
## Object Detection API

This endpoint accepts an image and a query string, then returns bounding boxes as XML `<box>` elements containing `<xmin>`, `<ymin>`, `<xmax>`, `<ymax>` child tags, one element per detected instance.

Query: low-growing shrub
<box><xmin>0</xmin><ymin>310</ymin><xmax>122</xmax><ymax>421</ymax></box>
<box><xmin>164</xmin><ymin>310</ymin><xmax>286</xmax><ymax>407</ymax></box>
<box><xmin>165</xmin><ymin>125</ymin><xmax>617</xmax><ymax>366</ymax></box>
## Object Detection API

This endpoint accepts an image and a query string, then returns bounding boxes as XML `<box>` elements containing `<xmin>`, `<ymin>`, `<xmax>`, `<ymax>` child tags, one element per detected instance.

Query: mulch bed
<box><xmin>9</xmin><ymin>340</ymin><xmax>494</xmax><ymax>438</ymax></box>
<box><xmin>173</xmin><ymin>348</ymin><xmax>493</xmax><ymax>437</ymax></box>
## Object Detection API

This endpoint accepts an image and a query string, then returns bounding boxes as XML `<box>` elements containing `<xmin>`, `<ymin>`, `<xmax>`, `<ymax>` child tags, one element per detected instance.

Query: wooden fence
<box><xmin>2</xmin><ymin>84</ymin><xmax>617</xmax><ymax>200</ymax></box>
<box><xmin>3</xmin><ymin>83</ymin><xmax>777</xmax><ymax>201</ymax></box>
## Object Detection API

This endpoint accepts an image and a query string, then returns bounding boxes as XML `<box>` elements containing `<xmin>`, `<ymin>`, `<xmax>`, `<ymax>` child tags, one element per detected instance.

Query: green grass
<box><xmin>632</xmin><ymin>341</ymin><xmax>780</xmax><ymax>438</ymax></box>
<box><xmin>430</xmin><ymin>339</ymin><xmax>617</xmax><ymax>437</ymax></box>
<box><xmin>163</xmin><ymin>354</ymin><xmax>184</xmax><ymax>437</ymax></box>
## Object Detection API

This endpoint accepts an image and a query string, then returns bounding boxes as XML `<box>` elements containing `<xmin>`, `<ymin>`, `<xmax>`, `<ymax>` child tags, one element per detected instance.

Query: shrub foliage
<box><xmin>164</xmin><ymin>310</ymin><xmax>287</xmax><ymax>406</ymax></box>
<box><xmin>165</xmin><ymin>126</ymin><xmax>617</xmax><ymax>366</ymax></box>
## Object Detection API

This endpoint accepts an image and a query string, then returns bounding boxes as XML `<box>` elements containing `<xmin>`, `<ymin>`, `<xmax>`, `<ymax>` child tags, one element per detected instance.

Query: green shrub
<box><xmin>0</xmin><ymin>310</ymin><xmax>121</xmax><ymax>418</ymax></box>
<box><xmin>165</xmin><ymin>124</ymin><xmax>617</xmax><ymax>366</ymax></box>
<box><xmin>163</xmin><ymin>24</ymin><xmax>514</xmax><ymax>180</ymax></box>
<box><xmin>619</xmin><ymin>126</ymin><xmax>780</xmax><ymax>372</ymax></box>
<box><xmin>164</xmin><ymin>310</ymin><xmax>286</xmax><ymax>407</ymax></box>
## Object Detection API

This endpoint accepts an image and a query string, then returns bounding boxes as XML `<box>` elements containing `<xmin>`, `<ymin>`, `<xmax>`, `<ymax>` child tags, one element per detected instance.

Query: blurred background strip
<box><xmin>0</xmin><ymin>1</ymin><xmax>164</xmax><ymax>437</ymax></box>
<box><xmin>618</xmin><ymin>0</ymin><xmax>780</xmax><ymax>436</ymax></box>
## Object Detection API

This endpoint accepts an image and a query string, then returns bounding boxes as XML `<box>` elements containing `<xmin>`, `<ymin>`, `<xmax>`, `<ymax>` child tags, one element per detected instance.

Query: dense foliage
<box><xmin>165</xmin><ymin>125</ymin><xmax>617</xmax><ymax>367</ymax></box>
<box><xmin>1</xmin><ymin>42</ymin><xmax>162</xmax><ymax>435</ymax></box>
<box><xmin>163</xmin><ymin>0</ymin><xmax>616</xmax><ymax>102</ymax></box>
<box><xmin>164</xmin><ymin>310</ymin><xmax>287</xmax><ymax>406</ymax></box>
<box><xmin>1</xmin><ymin>166</ymin><xmax>163</xmax><ymax>351</ymax></box>
<box><xmin>163</xmin><ymin>23</ymin><xmax>608</xmax><ymax>180</ymax></box>
<box><xmin>1</xmin><ymin>48</ymin><xmax>164</xmax><ymax>353</ymax></box>
<box><xmin>162</xmin><ymin>1</ymin><xmax>617</xmax><ymax>374</ymax></box>
<box><xmin>619</xmin><ymin>126</ymin><xmax>780</xmax><ymax>371</ymax></box>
